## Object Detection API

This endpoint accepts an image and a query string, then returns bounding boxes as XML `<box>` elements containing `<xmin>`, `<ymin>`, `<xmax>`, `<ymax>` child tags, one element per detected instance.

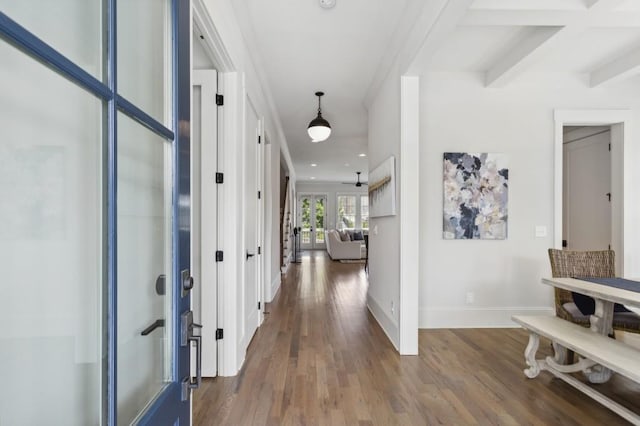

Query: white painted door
<box><xmin>242</xmin><ymin>98</ymin><xmax>261</xmax><ymax>352</ymax></box>
<box><xmin>298</xmin><ymin>194</ymin><xmax>327</xmax><ymax>250</ymax></box>
<box><xmin>191</xmin><ymin>70</ymin><xmax>218</xmax><ymax>377</ymax></box>
<box><xmin>563</xmin><ymin>128</ymin><xmax>611</xmax><ymax>250</ymax></box>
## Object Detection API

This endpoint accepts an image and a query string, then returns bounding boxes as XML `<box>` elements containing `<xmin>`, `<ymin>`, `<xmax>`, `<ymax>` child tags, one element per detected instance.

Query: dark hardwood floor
<box><xmin>193</xmin><ymin>251</ymin><xmax>639</xmax><ymax>425</ymax></box>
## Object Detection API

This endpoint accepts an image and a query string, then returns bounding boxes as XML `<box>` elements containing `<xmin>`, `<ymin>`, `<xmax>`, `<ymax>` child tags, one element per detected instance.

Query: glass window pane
<box><xmin>0</xmin><ymin>41</ymin><xmax>103</xmax><ymax>425</ymax></box>
<box><xmin>361</xmin><ymin>195</ymin><xmax>369</xmax><ymax>229</ymax></box>
<box><xmin>0</xmin><ymin>0</ymin><xmax>103</xmax><ymax>78</ymax></box>
<box><xmin>117</xmin><ymin>0</ymin><xmax>173</xmax><ymax>127</ymax></box>
<box><xmin>337</xmin><ymin>195</ymin><xmax>356</xmax><ymax>229</ymax></box>
<box><xmin>117</xmin><ymin>114</ymin><xmax>173</xmax><ymax>424</ymax></box>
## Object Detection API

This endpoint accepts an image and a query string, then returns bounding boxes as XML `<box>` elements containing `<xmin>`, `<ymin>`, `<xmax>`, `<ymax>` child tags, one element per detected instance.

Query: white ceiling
<box><xmin>233</xmin><ymin>0</ymin><xmax>423</xmax><ymax>183</ymax></box>
<box><xmin>232</xmin><ymin>0</ymin><xmax>640</xmax><ymax>183</ymax></box>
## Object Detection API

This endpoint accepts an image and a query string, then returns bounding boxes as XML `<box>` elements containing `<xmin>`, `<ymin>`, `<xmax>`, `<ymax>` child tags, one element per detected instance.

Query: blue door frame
<box><xmin>0</xmin><ymin>0</ymin><xmax>192</xmax><ymax>423</ymax></box>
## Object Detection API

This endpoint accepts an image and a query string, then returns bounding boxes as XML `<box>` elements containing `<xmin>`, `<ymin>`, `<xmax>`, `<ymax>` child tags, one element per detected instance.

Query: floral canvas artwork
<box><xmin>443</xmin><ymin>153</ymin><xmax>508</xmax><ymax>240</ymax></box>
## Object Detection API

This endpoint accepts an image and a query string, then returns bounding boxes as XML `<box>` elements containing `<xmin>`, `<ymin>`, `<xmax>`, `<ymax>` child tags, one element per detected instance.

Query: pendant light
<box><xmin>307</xmin><ymin>91</ymin><xmax>331</xmax><ymax>142</ymax></box>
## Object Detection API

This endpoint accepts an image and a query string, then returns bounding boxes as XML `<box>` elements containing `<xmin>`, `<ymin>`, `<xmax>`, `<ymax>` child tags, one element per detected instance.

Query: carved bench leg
<box><xmin>524</xmin><ymin>332</ymin><xmax>541</xmax><ymax>378</ymax></box>
<box><xmin>552</xmin><ymin>341</ymin><xmax>572</xmax><ymax>365</ymax></box>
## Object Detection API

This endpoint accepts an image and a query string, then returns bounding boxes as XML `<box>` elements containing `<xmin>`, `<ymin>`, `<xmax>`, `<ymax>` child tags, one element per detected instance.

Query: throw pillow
<box><xmin>339</xmin><ymin>230</ymin><xmax>350</xmax><ymax>242</ymax></box>
<box><xmin>352</xmin><ymin>230</ymin><xmax>364</xmax><ymax>241</ymax></box>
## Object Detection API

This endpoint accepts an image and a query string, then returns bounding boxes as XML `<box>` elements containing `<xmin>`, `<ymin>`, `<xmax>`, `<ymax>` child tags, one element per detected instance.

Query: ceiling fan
<box><xmin>342</xmin><ymin>171</ymin><xmax>368</xmax><ymax>187</ymax></box>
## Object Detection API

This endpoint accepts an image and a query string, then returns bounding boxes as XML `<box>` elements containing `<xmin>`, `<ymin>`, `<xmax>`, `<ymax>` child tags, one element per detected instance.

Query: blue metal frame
<box><xmin>106</xmin><ymin>0</ymin><xmax>118</xmax><ymax>424</ymax></box>
<box><xmin>0</xmin><ymin>12</ymin><xmax>112</xmax><ymax>101</ymax></box>
<box><xmin>116</xmin><ymin>95</ymin><xmax>175</xmax><ymax>141</ymax></box>
<box><xmin>0</xmin><ymin>0</ymin><xmax>191</xmax><ymax>423</ymax></box>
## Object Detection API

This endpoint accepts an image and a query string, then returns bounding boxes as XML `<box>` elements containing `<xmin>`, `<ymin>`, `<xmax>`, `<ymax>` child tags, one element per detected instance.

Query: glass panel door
<box><xmin>299</xmin><ymin>195</ymin><xmax>312</xmax><ymax>250</ymax></box>
<box><xmin>314</xmin><ymin>196</ymin><xmax>326</xmax><ymax>249</ymax></box>
<box><xmin>116</xmin><ymin>114</ymin><xmax>173</xmax><ymax>425</ymax></box>
<box><xmin>298</xmin><ymin>195</ymin><xmax>326</xmax><ymax>250</ymax></box>
<box><xmin>0</xmin><ymin>0</ymin><xmax>191</xmax><ymax>422</ymax></box>
<box><xmin>0</xmin><ymin>41</ymin><xmax>103</xmax><ymax>426</ymax></box>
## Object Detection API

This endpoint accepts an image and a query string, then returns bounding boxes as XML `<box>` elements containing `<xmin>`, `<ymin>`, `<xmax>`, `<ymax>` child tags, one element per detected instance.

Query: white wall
<box><xmin>366</xmin><ymin>61</ymin><xmax>403</xmax><ymax>348</ymax></box>
<box><xmin>419</xmin><ymin>72</ymin><xmax>640</xmax><ymax>328</ymax></box>
<box><xmin>296</xmin><ymin>182</ymin><xmax>367</xmax><ymax>231</ymax></box>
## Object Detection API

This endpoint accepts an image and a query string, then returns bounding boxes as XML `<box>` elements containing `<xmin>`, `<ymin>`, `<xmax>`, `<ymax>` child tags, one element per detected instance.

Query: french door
<box><xmin>298</xmin><ymin>194</ymin><xmax>327</xmax><ymax>250</ymax></box>
<box><xmin>0</xmin><ymin>0</ymin><xmax>192</xmax><ymax>424</ymax></box>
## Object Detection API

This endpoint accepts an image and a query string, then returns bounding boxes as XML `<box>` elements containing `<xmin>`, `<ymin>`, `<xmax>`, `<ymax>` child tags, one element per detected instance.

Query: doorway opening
<box><xmin>554</xmin><ymin>110</ymin><xmax>632</xmax><ymax>278</ymax></box>
<box><xmin>562</xmin><ymin>125</ymin><xmax>612</xmax><ymax>252</ymax></box>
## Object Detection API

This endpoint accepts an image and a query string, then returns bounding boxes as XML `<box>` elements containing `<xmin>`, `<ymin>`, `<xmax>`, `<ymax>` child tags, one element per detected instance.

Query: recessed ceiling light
<box><xmin>311</xmin><ymin>163</ymin><xmax>317</xmax><ymax>167</ymax></box>
<box><xmin>359</xmin><ymin>153</ymin><xmax>366</xmax><ymax>157</ymax></box>
<box><xmin>310</xmin><ymin>177</ymin><xmax>316</xmax><ymax>180</ymax></box>
<box><xmin>319</xmin><ymin>0</ymin><xmax>336</xmax><ymax>9</ymax></box>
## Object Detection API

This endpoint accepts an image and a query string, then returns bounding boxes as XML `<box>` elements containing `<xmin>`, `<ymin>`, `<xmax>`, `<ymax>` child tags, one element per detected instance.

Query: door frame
<box><xmin>554</xmin><ymin>110</ymin><xmax>634</xmax><ymax>276</ymax></box>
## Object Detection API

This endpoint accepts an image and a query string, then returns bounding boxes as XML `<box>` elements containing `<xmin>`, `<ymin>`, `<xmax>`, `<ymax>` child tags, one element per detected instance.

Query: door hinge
<box><xmin>258</xmin><ymin>135</ymin><xmax>261</xmax><ymax>144</ymax></box>
<box><xmin>258</xmin><ymin>191</ymin><xmax>261</xmax><ymax>199</ymax></box>
<box><xmin>258</xmin><ymin>246</ymin><xmax>261</xmax><ymax>255</ymax></box>
<box><xmin>258</xmin><ymin>302</ymin><xmax>261</xmax><ymax>310</ymax></box>
<box><xmin>215</xmin><ymin>251</ymin><xmax>223</xmax><ymax>262</ymax></box>
<box><xmin>215</xmin><ymin>328</ymin><xmax>223</xmax><ymax>340</ymax></box>
<box><xmin>216</xmin><ymin>94</ymin><xmax>224</xmax><ymax>106</ymax></box>
<box><xmin>609</xmin><ymin>143</ymin><xmax>611</xmax><ymax>152</ymax></box>
<box><xmin>606</xmin><ymin>192</ymin><xmax>611</xmax><ymax>202</ymax></box>
<box><xmin>215</xmin><ymin>172</ymin><xmax>224</xmax><ymax>184</ymax></box>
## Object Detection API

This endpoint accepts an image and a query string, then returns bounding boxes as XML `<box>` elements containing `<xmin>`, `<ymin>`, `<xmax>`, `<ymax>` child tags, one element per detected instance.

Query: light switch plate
<box><xmin>535</xmin><ymin>226</ymin><xmax>547</xmax><ymax>238</ymax></box>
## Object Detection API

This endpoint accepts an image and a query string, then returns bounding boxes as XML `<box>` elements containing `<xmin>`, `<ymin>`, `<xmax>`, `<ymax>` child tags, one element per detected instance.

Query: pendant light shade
<box><xmin>307</xmin><ymin>91</ymin><xmax>331</xmax><ymax>142</ymax></box>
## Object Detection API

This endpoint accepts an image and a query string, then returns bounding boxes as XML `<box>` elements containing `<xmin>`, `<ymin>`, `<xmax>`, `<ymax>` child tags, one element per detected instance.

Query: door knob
<box><xmin>246</xmin><ymin>251</ymin><xmax>255</xmax><ymax>260</ymax></box>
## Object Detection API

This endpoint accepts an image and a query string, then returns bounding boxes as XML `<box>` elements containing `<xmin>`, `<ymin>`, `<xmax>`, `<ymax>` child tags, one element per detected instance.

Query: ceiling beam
<box><xmin>472</xmin><ymin>0</ymin><xmax>587</xmax><ymax>11</ymax></box>
<box><xmin>462</xmin><ymin>10</ymin><xmax>579</xmax><ymax>26</ymax></box>
<box><xmin>406</xmin><ymin>0</ymin><xmax>475</xmax><ymax>74</ymax></box>
<box><xmin>585</xmin><ymin>0</ymin><xmax>628</xmax><ymax>12</ymax></box>
<box><xmin>591</xmin><ymin>47</ymin><xmax>640</xmax><ymax>87</ymax></box>
<box><xmin>461</xmin><ymin>10</ymin><xmax>640</xmax><ymax>27</ymax></box>
<box><xmin>485</xmin><ymin>26</ymin><xmax>567</xmax><ymax>87</ymax></box>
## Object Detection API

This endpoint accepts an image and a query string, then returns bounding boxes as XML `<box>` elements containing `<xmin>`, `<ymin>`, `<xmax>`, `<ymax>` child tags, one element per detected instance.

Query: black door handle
<box><xmin>246</xmin><ymin>251</ymin><xmax>255</xmax><ymax>260</ymax></box>
<box><xmin>141</xmin><ymin>319</ymin><xmax>165</xmax><ymax>336</ymax></box>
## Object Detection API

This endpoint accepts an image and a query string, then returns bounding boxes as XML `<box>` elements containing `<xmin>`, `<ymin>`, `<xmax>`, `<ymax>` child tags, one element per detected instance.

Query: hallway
<box><xmin>193</xmin><ymin>251</ymin><xmax>640</xmax><ymax>425</ymax></box>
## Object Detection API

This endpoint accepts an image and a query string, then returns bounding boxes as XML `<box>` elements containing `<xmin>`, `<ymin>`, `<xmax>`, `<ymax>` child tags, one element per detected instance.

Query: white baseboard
<box><xmin>419</xmin><ymin>306</ymin><xmax>555</xmax><ymax>329</ymax></box>
<box><xmin>269</xmin><ymin>274</ymin><xmax>281</xmax><ymax>302</ymax></box>
<box><xmin>367</xmin><ymin>294</ymin><xmax>399</xmax><ymax>350</ymax></box>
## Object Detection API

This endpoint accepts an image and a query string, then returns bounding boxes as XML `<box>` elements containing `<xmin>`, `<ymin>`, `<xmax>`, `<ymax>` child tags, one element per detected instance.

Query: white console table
<box><xmin>513</xmin><ymin>277</ymin><xmax>640</xmax><ymax>425</ymax></box>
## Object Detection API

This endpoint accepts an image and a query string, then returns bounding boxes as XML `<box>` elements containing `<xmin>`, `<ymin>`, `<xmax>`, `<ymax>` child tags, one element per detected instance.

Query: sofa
<box><xmin>325</xmin><ymin>229</ymin><xmax>363</xmax><ymax>260</ymax></box>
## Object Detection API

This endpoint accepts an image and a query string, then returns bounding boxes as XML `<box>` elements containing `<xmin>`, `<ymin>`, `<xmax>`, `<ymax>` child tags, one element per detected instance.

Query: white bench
<box><xmin>513</xmin><ymin>315</ymin><xmax>640</xmax><ymax>425</ymax></box>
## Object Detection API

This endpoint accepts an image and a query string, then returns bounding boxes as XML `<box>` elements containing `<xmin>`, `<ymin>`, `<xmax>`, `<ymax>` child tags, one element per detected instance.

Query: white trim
<box><xmin>367</xmin><ymin>294</ymin><xmax>399</xmax><ymax>350</ymax></box>
<box><xmin>269</xmin><ymin>274</ymin><xmax>281</xmax><ymax>303</ymax></box>
<box><xmin>399</xmin><ymin>76</ymin><xmax>420</xmax><ymax>355</ymax></box>
<box><xmin>420</xmin><ymin>307</ymin><xmax>555</xmax><ymax>329</ymax></box>
<box><xmin>553</xmin><ymin>109</ymin><xmax>634</xmax><ymax>277</ymax></box>
<box><xmin>192</xmin><ymin>0</ymin><xmax>234</xmax><ymax>72</ymax></box>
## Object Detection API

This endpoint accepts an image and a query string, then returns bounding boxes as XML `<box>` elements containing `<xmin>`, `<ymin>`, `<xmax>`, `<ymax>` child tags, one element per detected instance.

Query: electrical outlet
<box><xmin>466</xmin><ymin>292</ymin><xmax>475</xmax><ymax>305</ymax></box>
